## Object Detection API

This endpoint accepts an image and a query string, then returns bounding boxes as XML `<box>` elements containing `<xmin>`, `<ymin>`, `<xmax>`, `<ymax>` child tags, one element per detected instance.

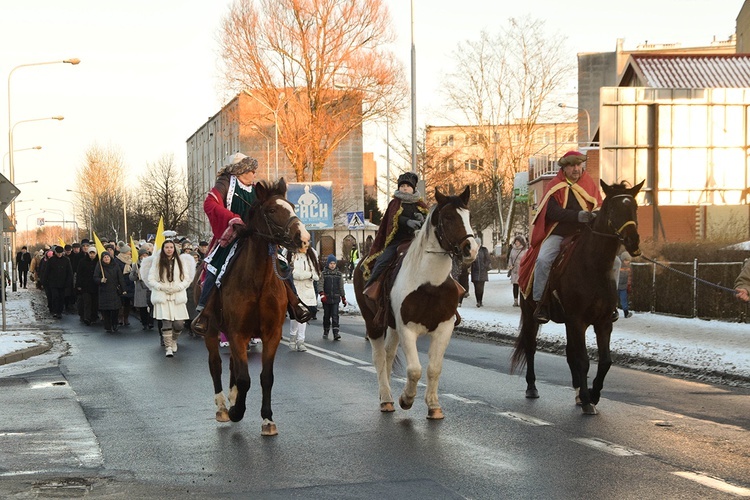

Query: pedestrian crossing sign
<box><xmin>347</xmin><ymin>211</ymin><xmax>365</xmax><ymax>229</ymax></box>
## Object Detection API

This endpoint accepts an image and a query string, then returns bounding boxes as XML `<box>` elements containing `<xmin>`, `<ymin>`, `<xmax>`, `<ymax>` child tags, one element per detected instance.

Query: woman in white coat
<box><xmin>289</xmin><ymin>242</ymin><xmax>320</xmax><ymax>352</ymax></box>
<box><xmin>148</xmin><ymin>240</ymin><xmax>196</xmax><ymax>357</ymax></box>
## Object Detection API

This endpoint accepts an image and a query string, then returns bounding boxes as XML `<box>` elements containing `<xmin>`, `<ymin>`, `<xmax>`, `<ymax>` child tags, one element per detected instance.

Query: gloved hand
<box><xmin>320</xmin><ymin>292</ymin><xmax>327</xmax><ymax>304</ymax></box>
<box><xmin>100</xmin><ymin>277</ymin><xmax>107</xmax><ymax>283</ymax></box>
<box><xmin>406</xmin><ymin>219</ymin><xmax>422</xmax><ymax>230</ymax></box>
<box><xmin>413</xmin><ymin>212</ymin><xmax>425</xmax><ymax>223</ymax></box>
<box><xmin>577</xmin><ymin>210</ymin><xmax>597</xmax><ymax>223</ymax></box>
<box><xmin>341</xmin><ymin>297</ymin><xmax>347</xmax><ymax>306</ymax></box>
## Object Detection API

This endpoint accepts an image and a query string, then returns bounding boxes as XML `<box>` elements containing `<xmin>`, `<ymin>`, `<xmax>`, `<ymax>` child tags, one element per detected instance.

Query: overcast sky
<box><xmin>0</xmin><ymin>0</ymin><xmax>742</xmax><ymax>230</ymax></box>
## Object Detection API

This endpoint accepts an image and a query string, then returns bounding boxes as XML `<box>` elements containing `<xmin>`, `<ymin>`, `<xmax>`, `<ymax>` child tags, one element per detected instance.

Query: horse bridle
<box><xmin>433</xmin><ymin>204</ymin><xmax>474</xmax><ymax>257</ymax></box>
<box><xmin>250</xmin><ymin>197</ymin><xmax>301</xmax><ymax>249</ymax></box>
<box><xmin>589</xmin><ymin>193</ymin><xmax>637</xmax><ymax>241</ymax></box>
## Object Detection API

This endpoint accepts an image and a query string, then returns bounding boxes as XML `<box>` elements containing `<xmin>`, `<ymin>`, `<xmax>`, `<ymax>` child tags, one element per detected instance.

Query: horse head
<box><xmin>433</xmin><ymin>186</ymin><xmax>479</xmax><ymax>264</ymax></box>
<box><xmin>249</xmin><ymin>178</ymin><xmax>310</xmax><ymax>250</ymax></box>
<box><xmin>597</xmin><ymin>179</ymin><xmax>644</xmax><ymax>257</ymax></box>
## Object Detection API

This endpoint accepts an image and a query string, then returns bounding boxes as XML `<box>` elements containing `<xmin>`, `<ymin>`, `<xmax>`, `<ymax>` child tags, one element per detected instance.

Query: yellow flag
<box><xmin>154</xmin><ymin>216</ymin><xmax>165</xmax><ymax>252</ymax></box>
<box><xmin>58</xmin><ymin>237</ymin><xmax>65</xmax><ymax>247</ymax></box>
<box><xmin>130</xmin><ymin>236</ymin><xmax>138</xmax><ymax>258</ymax></box>
<box><xmin>93</xmin><ymin>232</ymin><xmax>106</xmax><ymax>257</ymax></box>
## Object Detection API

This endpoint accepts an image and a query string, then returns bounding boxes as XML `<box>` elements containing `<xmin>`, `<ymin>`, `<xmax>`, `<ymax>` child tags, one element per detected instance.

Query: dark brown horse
<box><xmin>353</xmin><ymin>188</ymin><xmax>478</xmax><ymax>419</ymax></box>
<box><xmin>511</xmin><ymin>180</ymin><xmax>643</xmax><ymax>415</ymax></box>
<box><xmin>200</xmin><ymin>179</ymin><xmax>309</xmax><ymax>435</ymax></box>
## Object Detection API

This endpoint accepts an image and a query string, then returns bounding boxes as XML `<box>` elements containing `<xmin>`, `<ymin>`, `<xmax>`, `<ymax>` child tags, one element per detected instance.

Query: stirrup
<box><xmin>191</xmin><ymin>310</ymin><xmax>209</xmax><ymax>336</ymax></box>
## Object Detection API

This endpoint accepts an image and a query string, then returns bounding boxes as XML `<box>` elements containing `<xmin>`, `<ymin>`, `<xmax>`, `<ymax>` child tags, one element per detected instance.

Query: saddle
<box><xmin>364</xmin><ymin>241</ymin><xmax>413</xmax><ymax>337</ymax></box>
<box><xmin>540</xmin><ymin>232</ymin><xmax>582</xmax><ymax>324</ymax></box>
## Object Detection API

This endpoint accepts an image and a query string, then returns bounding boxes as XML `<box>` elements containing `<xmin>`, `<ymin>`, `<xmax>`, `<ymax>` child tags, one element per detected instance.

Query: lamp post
<box><xmin>42</xmin><ymin>208</ymin><xmax>67</xmax><ymax>242</ymax></box>
<box><xmin>3</xmin><ymin>146</ymin><xmax>41</xmax><ymax>175</ymax></box>
<box><xmin>252</xmin><ymin>125</ymin><xmax>272</xmax><ymax>180</ymax></box>
<box><xmin>558</xmin><ymin>103</ymin><xmax>591</xmax><ymax>145</ymax></box>
<box><xmin>66</xmin><ymin>189</ymin><xmax>93</xmax><ymax>240</ymax></box>
<box><xmin>6</xmin><ymin>58</ymin><xmax>79</xmax><ymax>297</ymax></box>
<box><xmin>48</xmin><ymin>197</ymin><xmax>79</xmax><ymax>241</ymax></box>
<box><xmin>244</xmin><ymin>90</ymin><xmax>286</xmax><ymax>179</ymax></box>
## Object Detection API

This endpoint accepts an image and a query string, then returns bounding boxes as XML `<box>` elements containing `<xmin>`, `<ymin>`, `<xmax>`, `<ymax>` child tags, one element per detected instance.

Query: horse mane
<box><xmin>237</xmin><ymin>179</ymin><xmax>289</xmax><ymax>238</ymax></box>
<box><xmin>400</xmin><ymin>204</ymin><xmax>437</xmax><ymax>270</ymax></box>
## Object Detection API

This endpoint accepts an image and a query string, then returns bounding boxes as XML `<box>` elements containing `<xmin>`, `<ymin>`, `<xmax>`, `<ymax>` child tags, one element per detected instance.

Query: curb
<box><xmin>0</xmin><ymin>341</ymin><xmax>52</xmax><ymax>366</ymax></box>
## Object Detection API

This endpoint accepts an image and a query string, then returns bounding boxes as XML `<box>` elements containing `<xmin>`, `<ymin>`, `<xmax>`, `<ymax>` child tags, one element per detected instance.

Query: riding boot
<box><xmin>285</xmin><ymin>280</ymin><xmax>312</xmax><ymax>323</ymax></box>
<box><xmin>533</xmin><ymin>302</ymin><xmax>550</xmax><ymax>324</ymax></box>
<box><xmin>163</xmin><ymin>329</ymin><xmax>174</xmax><ymax>357</ymax></box>
<box><xmin>452</xmin><ymin>278</ymin><xmax>466</xmax><ymax>299</ymax></box>
<box><xmin>333</xmin><ymin>328</ymin><xmax>341</xmax><ymax>341</ymax></box>
<box><xmin>191</xmin><ymin>306</ymin><xmax>210</xmax><ymax>336</ymax></box>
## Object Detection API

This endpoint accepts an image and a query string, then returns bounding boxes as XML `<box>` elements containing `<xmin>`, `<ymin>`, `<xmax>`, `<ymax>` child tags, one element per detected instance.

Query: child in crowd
<box><xmin>319</xmin><ymin>254</ymin><xmax>346</xmax><ymax>340</ymax></box>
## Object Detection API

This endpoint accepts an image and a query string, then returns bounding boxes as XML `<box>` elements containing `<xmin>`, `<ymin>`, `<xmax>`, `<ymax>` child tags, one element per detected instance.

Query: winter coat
<box><xmin>508</xmin><ymin>246</ymin><xmax>527</xmax><ymax>285</ymax></box>
<box><xmin>130</xmin><ymin>260</ymin><xmax>150</xmax><ymax>308</ymax></box>
<box><xmin>16</xmin><ymin>251</ymin><xmax>32</xmax><ymax>272</ymax></box>
<box><xmin>68</xmin><ymin>251</ymin><xmax>85</xmax><ymax>277</ymax></box>
<box><xmin>148</xmin><ymin>252</ymin><xmax>195</xmax><ymax>321</ymax></box>
<box><xmin>94</xmin><ymin>259</ymin><xmax>125</xmax><ymax>311</ymax></box>
<box><xmin>76</xmin><ymin>256</ymin><xmax>100</xmax><ymax>294</ymax></box>
<box><xmin>471</xmin><ymin>246</ymin><xmax>491</xmax><ymax>283</ymax></box>
<box><xmin>291</xmin><ymin>249</ymin><xmax>320</xmax><ymax>306</ymax></box>
<box><xmin>115</xmin><ymin>253</ymin><xmax>135</xmax><ymax>298</ymax></box>
<box><xmin>735</xmin><ymin>259</ymin><xmax>750</xmax><ymax>294</ymax></box>
<box><xmin>320</xmin><ymin>267</ymin><xmax>345</xmax><ymax>301</ymax></box>
<box><xmin>42</xmin><ymin>255</ymin><xmax>74</xmax><ymax>290</ymax></box>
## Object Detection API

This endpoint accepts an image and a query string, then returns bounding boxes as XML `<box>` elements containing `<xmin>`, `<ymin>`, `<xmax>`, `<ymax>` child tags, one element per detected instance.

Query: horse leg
<box><xmin>424</xmin><ymin>324</ymin><xmax>452</xmax><ymax>420</ymax></box>
<box><xmin>205</xmin><ymin>335</ymin><xmax>229</xmax><ymax>422</ymax></box>
<box><xmin>590</xmin><ymin>322</ymin><xmax>613</xmax><ymax>406</ymax></box>
<box><xmin>565</xmin><ymin>321</ymin><xmax>596</xmax><ymax>415</ymax></box>
<box><xmin>370</xmin><ymin>334</ymin><xmax>395</xmax><ymax>412</ymax></box>
<box><xmin>227</xmin><ymin>337</ymin><xmax>251</xmax><ymax>422</ymax></box>
<box><xmin>398</xmin><ymin>328</ymin><xmax>421</xmax><ymax>411</ymax></box>
<box><xmin>513</xmin><ymin>297</ymin><xmax>540</xmax><ymax>398</ymax></box>
<box><xmin>259</xmin><ymin>329</ymin><xmax>280</xmax><ymax>436</ymax></box>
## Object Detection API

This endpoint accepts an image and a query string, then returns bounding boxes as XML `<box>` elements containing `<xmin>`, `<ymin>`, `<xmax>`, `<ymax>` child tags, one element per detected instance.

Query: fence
<box><xmin>631</xmin><ymin>260</ymin><xmax>748</xmax><ymax>321</ymax></box>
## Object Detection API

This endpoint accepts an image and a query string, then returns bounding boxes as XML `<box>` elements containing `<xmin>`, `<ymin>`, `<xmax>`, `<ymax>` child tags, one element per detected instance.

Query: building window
<box><xmin>464</xmin><ymin>158</ymin><xmax>484</xmax><ymax>171</ymax></box>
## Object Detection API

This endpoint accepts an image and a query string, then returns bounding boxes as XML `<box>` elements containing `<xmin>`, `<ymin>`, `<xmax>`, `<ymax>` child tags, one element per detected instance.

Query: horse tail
<box><xmin>510</xmin><ymin>296</ymin><xmax>536</xmax><ymax>374</ymax></box>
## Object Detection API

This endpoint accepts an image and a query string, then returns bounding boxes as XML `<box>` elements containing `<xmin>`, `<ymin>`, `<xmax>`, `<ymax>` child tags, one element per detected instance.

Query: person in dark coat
<box><xmin>115</xmin><ymin>244</ymin><xmax>135</xmax><ymax>326</ymax></box>
<box><xmin>42</xmin><ymin>246</ymin><xmax>74</xmax><ymax>319</ymax></box>
<box><xmin>319</xmin><ymin>254</ymin><xmax>346</xmax><ymax>340</ymax></box>
<box><xmin>15</xmin><ymin>245</ymin><xmax>32</xmax><ymax>288</ymax></box>
<box><xmin>94</xmin><ymin>252</ymin><xmax>126</xmax><ymax>333</ymax></box>
<box><xmin>76</xmin><ymin>249</ymin><xmax>100</xmax><ymax>325</ymax></box>
<box><xmin>470</xmin><ymin>239</ymin><xmax>491</xmax><ymax>307</ymax></box>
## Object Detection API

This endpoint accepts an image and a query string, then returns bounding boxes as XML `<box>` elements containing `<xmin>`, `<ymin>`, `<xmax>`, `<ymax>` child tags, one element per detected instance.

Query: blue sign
<box><xmin>347</xmin><ymin>211</ymin><xmax>365</xmax><ymax>229</ymax></box>
<box><xmin>287</xmin><ymin>182</ymin><xmax>334</xmax><ymax>229</ymax></box>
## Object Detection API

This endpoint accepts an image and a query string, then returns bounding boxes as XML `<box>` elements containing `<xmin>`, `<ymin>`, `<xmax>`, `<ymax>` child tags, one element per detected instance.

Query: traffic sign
<box><xmin>2</xmin><ymin>212</ymin><xmax>14</xmax><ymax>232</ymax></box>
<box><xmin>37</xmin><ymin>217</ymin><xmax>45</xmax><ymax>226</ymax></box>
<box><xmin>0</xmin><ymin>173</ymin><xmax>19</xmax><ymax>209</ymax></box>
<box><xmin>347</xmin><ymin>211</ymin><xmax>365</xmax><ymax>229</ymax></box>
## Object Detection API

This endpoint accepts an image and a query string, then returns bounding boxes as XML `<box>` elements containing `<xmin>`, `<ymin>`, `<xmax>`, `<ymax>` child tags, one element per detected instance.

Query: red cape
<box><xmin>518</xmin><ymin>170</ymin><xmax>602</xmax><ymax>298</ymax></box>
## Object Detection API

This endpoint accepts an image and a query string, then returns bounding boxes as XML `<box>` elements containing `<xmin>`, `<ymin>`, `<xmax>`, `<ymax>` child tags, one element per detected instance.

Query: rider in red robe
<box><xmin>518</xmin><ymin>151</ymin><xmax>602</xmax><ymax>323</ymax></box>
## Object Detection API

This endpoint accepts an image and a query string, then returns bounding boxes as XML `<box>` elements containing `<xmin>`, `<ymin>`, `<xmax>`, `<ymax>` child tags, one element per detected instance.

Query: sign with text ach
<box><xmin>287</xmin><ymin>182</ymin><xmax>333</xmax><ymax>230</ymax></box>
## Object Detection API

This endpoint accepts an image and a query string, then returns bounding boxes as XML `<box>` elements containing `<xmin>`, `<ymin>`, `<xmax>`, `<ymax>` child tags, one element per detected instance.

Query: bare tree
<box><xmin>74</xmin><ymin>144</ymin><xmax>127</xmax><ymax>241</ymax></box>
<box><xmin>440</xmin><ymin>16</ymin><xmax>573</xmax><ymax>243</ymax></box>
<box><xmin>219</xmin><ymin>0</ymin><xmax>406</xmax><ymax>182</ymax></box>
<box><xmin>136</xmin><ymin>154</ymin><xmax>194</xmax><ymax>236</ymax></box>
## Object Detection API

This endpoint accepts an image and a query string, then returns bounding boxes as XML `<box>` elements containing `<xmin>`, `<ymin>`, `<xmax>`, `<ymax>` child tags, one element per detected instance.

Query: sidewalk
<box><xmin>2</xmin><ymin>275</ymin><xmax>748</xmax><ymax>384</ymax></box>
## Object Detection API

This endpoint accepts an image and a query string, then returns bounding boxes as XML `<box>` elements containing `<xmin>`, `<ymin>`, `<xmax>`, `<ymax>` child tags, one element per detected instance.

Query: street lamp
<box><xmin>6</xmin><ymin>58</ymin><xmax>79</xmax><ymax>299</ymax></box>
<box><xmin>48</xmin><ymin>197</ymin><xmax>79</xmax><ymax>241</ymax></box>
<box><xmin>3</xmin><ymin>146</ymin><xmax>41</xmax><ymax>175</ymax></box>
<box><xmin>252</xmin><ymin>125</ymin><xmax>272</xmax><ymax>180</ymax></box>
<box><xmin>66</xmin><ymin>189</ymin><xmax>93</xmax><ymax>240</ymax></box>
<box><xmin>558</xmin><ymin>103</ymin><xmax>591</xmax><ymax>145</ymax></box>
<box><xmin>244</xmin><ymin>90</ymin><xmax>286</xmax><ymax>179</ymax></box>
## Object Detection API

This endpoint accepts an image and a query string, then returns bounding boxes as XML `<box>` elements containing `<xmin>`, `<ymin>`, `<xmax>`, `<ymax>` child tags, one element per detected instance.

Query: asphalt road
<box><xmin>0</xmin><ymin>313</ymin><xmax>748</xmax><ymax>498</ymax></box>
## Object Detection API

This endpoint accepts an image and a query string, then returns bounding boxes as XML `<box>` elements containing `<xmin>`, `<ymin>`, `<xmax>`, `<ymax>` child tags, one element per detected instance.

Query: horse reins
<box><xmin>588</xmin><ymin>193</ymin><xmax>638</xmax><ymax>242</ymax></box>
<box><xmin>639</xmin><ymin>254</ymin><xmax>739</xmax><ymax>295</ymax></box>
<box><xmin>432</xmin><ymin>206</ymin><xmax>474</xmax><ymax>257</ymax></box>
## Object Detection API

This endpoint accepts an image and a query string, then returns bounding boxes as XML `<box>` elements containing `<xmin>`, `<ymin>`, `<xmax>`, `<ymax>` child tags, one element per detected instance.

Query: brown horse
<box><xmin>200</xmin><ymin>179</ymin><xmax>309</xmax><ymax>435</ymax></box>
<box><xmin>511</xmin><ymin>180</ymin><xmax>643</xmax><ymax>415</ymax></box>
<box><xmin>354</xmin><ymin>188</ymin><xmax>478</xmax><ymax>419</ymax></box>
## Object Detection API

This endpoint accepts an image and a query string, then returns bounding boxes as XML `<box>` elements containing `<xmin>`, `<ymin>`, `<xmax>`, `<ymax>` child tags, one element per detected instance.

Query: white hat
<box><xmin>163</xmin><ymin>230</ymin><xmax>177</xmax><ymax>238</ymax></box>
<box><xmin>226</xmin><ymin>152</ymin><xmax>248</xmax><ymax>165</ymax></box>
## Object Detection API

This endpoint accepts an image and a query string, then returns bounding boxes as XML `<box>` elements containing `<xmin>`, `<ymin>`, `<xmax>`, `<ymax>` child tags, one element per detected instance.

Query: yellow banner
<box><xmin>154</xmin><ymin>216</ymin><xmax>165</xmax><ymax>252</ymax></box>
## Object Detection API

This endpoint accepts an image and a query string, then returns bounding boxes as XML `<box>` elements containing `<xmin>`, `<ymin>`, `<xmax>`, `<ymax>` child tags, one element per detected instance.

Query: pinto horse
<box><xmin>201</xmin><ymin>179</ymin><xmax>309</xmax><ymax>435</ymax></box>
<box><xmin>511</xmin><ymin>180</ymin><xmax>643</xmax><ymax>415</ymax></box>
<box><xmin>354</xmin><ymin>187</ymin><xmax>478</xmax><ymax>419</ymax></box>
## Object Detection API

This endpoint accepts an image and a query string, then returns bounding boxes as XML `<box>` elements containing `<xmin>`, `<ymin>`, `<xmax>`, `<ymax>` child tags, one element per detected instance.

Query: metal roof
<box><xmin>627</xmin><ymin>54</ymin><xmax>750</xmax><ymax>88</ymax></box>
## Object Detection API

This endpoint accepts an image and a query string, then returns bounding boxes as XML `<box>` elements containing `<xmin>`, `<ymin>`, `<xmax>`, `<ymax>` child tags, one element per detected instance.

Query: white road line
<box><xmin>571</xmin><ymin>437</ymin><xmax>645</xmax><ymax>456</ymax></box>
<box><xmin>496</xmin><ymin>412</ymin><xmax>553</xmax><ymax>426</ymax></box>
<box><xmin>304</xmin><ymin>344</ymin><xmax>371</xmax><ymax>365</ymax></box>
<box><xmin>673</xmin><ymin>471</ymin><xmax>750</xmax><ymax>497</ymax></box>
<box><xmin>442</xmin><ymin>393</ymin><xmax>485</xmax><ymax>405</ymax></box>
<box><xmin>358</xmin><ymin>365</ymin><xmax>377</xmax><ymax>373</ymax></box>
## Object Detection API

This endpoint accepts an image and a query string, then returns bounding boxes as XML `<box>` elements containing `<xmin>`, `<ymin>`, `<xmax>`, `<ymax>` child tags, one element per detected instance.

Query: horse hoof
<box><xmin>216</xmin><ymin>410</ymin><xmax>230</xmax><ymax>422</ymax></box>
<box><xmin>399</xmin><ymin>396</ymin><xmax>413</xmax><ymax>410</ymax></box>
<box><xmin>427</xmin><ymin>408</ymin><xmax>444</xmax><ymax>420</ymax></box>
<box><xmin>380</xmin><ymin>402</ymin><xmax>395</xmax><ymax>412</ymax></box>
<box><xmin>261</xmin><ymin>418</ymin><xmax>278</xmax><ymax>436</ymax></box>
<box><xmin>582</xmin><ymin>403</ymin><xmax>598</xmax><ymax>415</ymax></box>
<box><xmin>525</xmin><ymin>389</ymin><xmax>539</xmax><ymax>399</ymax></box>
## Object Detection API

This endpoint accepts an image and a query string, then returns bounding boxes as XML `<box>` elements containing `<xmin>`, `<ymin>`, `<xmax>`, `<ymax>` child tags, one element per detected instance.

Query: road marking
<box><xmin>358</xmin><ymin>365</ymin><xmax>377</xmax><ymax>374</ymax></box>
<box><xmin>672</xmin><ymin>471</ymin><xmax>750</xmax><ymax>497</ymax></box>
<box><xmin>571</xmin><ymin>437</ymin><xmax>645</xmax><ymax>456</ymax></box>
<box><xmin>304</xmin><ymin>344</ymin><xmax>371</xmax><ymax>365</ymax></box>
<box><xmin>496</xmin><ymin>412</ymin><xmax>553</xmax><ymax>426</ymax></box>
<box><xmin>442</xmin><ymin>393</ymin><xmax>484</xmax><ymax>404</ymax></box>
